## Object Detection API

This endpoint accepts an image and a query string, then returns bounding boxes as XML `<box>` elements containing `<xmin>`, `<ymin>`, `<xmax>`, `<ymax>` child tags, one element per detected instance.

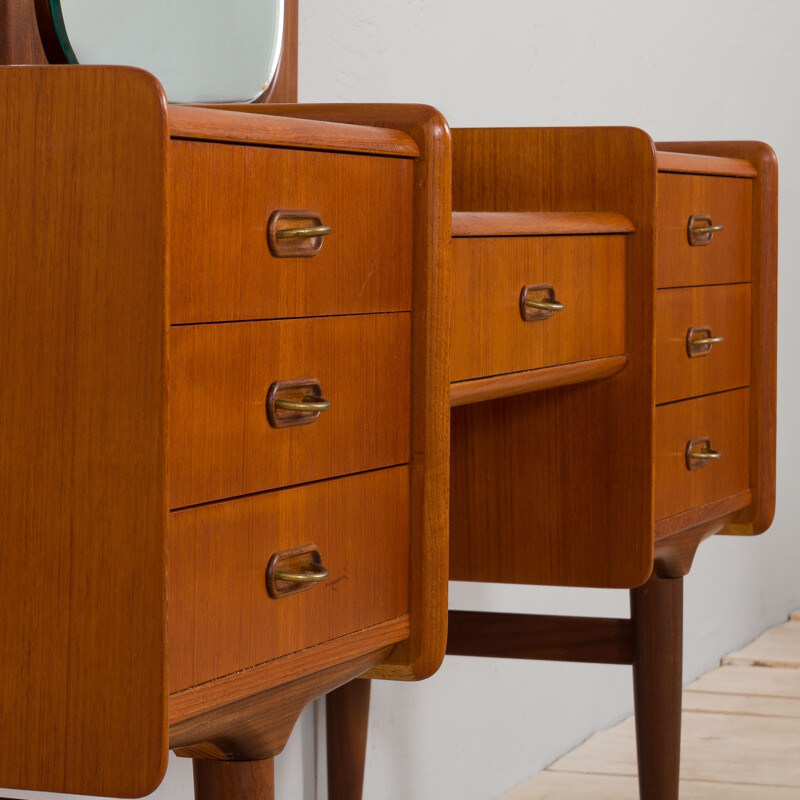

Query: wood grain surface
<box><xmin>169</xmin><ymin>314</ymin><xmax>410</xmax><ymax>508</ymax></box>
<box><xmin>169</xmin><ymin>468</ymin><xmax>410</xmax><ymax>692</ymax></box>
<box><xmin>169</xmin><ymin>617</ymin><xmax>409</xmax><ymax>727</ymax></box>
<box><xmin>656</xmin><ymin>151</ymin><xmax>757</xmax><ymax>178</ymax></box>
<box><xmin>450</xmin><ymin>381</ymin><xmax>648</xmax><ymax>588</ymax></box>
<box><xmin>171</xmin><ymin>106</ymin><xmax>420</xmax><ymax>157</ymax></box>
<box><xmin>169</xmin><ymin>140</ymin><xmax>413</xmax><ymax>324</ymax></box>
<box><xmin>655</xmin><ymin>284</ymin><xmax>751</xmax><ymax>404</ymax></box>
<box><xmin>656</xmin><ymin>172</ymin><xmax>752</xmax><ymax>288</ymax></box>
<box><xmin>240</xmin><ymin>104</ymin><xmax>453</xmax><ymax>681</ymax></box>
<box><xmin>631</xmin><ymin>573</ymin><xmax>684</xmax><ymax>800</ymax></box>
<box><xmin>722</xmin><ymin>621</ymin><xmax>800</xmax><ymax>669</ymax></box>
<box><xmin>653</xmin><ymin>511</ymin><xmax>740</xmax><ymax>577</ymax></box>
<box><xmin>450</xmin><ymin>355</ymin><xmax>628</xmax><ymax>406</ymax></box>
<box><xmin>654</xmin><ymin>491</ymin><xmax>751</xmax><ymax>542</ymax></box>
<box><xmin>447</xmin><ymin>612</ymin><xmax>634</xmax><ymax>665</ymax></box>
<box><xmin>173</xmin><ymin>645</ymin><xmax>391</xmax><ymax>762</ymax></box>
<box><xmin>0</xmin><ymin>0</ymin><xmax>47</xmax><ymax>64</ymax></box>
<box><xmin>326</xmin><ymin>679</ymin><xmax>372</xmax><ymax>800</ymax></box>
<box><xmin>655</xmin><ymin>389</ymin><xmax>750</xmax><ymax>520</ymax></box>
<box><xmin>448</xmin><ymin>126</ymin><xmax>656</xmax><ymax>589</ymax></box>
<box><xmin>451</xmin><ymin>234</ymin><xmax>626</xmax><ymax>381</ymax></box>
<box><xmin>0</xmin><ymin>67</ymin><xmax>168</xmax><ymax>796</ymax></box>
<box><xmin>502</xmin><ymin>616</ymin><xmax>800</xmax><ymax>799</ymax></box>
<box><xmin>658</xmin><ymin>142</ymin><xmax>778</xmax><ymax>538</ymax></box>
<box><xmin>193</xmin><ymin>760</ymin><xmax>274</xmax><ymax>800</ymax></box>
<box><xmin>452</xmin><ymin>211</ymin><xmax>634</xmax><ymax>237</ymax></box>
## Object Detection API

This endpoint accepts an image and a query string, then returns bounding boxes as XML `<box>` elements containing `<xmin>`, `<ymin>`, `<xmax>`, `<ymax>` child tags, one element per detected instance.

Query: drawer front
<box><xmin>450</xmin><ymin>235</ymin><xmax>626</xmax><ymax>382</ymax></box>
<box><xmin>168</xmin><ymin>467</ymin><xmax>410</xmax><ymax>692</ymax></box>
<box><xmin>169</xmin><ymin>314</ymin><xmax>410</xmax><ymax>508</ymax></box>
<box><xmin>169</xmin><ymin>140</ymin><xmax>414</xmax><ymax>324</ymax></box>
<box><xmin>655</xmin><ymin>284</ymin><xmax>751</xmax><ymax>404</ymax></box>
<box><xmin>657</xmin><ymin>172</ymin><xmax>752</xmax><ymax>288</ymax></box>
<box><xmin>655</xmin><ymin>389</ymin><xmax>750</xmax><ymax>520</ymax></box>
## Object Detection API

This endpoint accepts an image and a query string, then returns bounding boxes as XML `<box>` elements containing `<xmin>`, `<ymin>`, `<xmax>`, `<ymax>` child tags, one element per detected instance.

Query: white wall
<box><xmin>4</xmin><ymin>3</ymin><xmax>797</xmax><ymax>800</ymax></box>
<box><xmin>298</xmin><ymin>1</ymin><xmax>800</xmax><ymax>798</ymax></box>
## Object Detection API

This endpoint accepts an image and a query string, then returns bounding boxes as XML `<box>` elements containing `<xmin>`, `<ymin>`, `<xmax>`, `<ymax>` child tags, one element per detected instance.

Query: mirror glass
<box><xmin>47</xmin><ymin>0</ymin><xmax>284</xmax><ymax>104</ymax></box>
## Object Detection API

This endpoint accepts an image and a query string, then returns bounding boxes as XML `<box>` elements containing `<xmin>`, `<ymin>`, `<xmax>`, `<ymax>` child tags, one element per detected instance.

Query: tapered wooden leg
<box><xmin>631</xmin><ymin>572</ymin><xmax>683</xmax><ymax>800</ymax></box>
<box><xmin>193</xmin><ymin>759</ymin><xmax>275</xmax><ymax>800</ymax></box>
<box><xmin>326</xmin><ymin>678</ymin><xmax>372</xmax><ymax>800</ymax></box>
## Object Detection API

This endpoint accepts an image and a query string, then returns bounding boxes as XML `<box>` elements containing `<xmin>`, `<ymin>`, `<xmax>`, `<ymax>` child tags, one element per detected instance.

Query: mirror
<box><xmin>39</xmin><ymin>0</ymin><xmax>284</xmax><ymax>104</ymax></box>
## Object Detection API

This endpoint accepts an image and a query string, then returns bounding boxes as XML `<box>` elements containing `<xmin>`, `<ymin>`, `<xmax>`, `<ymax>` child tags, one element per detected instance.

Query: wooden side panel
<box><xmin>450</xmin><ymin>381</ymin><xmax>647</xmax><ymax>588</ymax></box>
<box><xmin>0</xmin><ymin>0</ymin><xmax>47</xmax><ymax>64</ymax></box>
<box><xmin>169</xmin><ymin>468</ymin><xmax>410</xmax><ymax>692</ymax></box>
<box><xmin>225</xmin><ymin>104</ymin><xmax>452</xmax><ymax>681</ymax></box>
<box><xmin>449</xmin><ymin>126</ymin><xmax>656</xmax><ymax>589</ymax></box>
<box><xmin>0</xmin><ymin>67</ymin><xmax>168</xmax><ymax>796</ymax></box>
<box><xmin>658</xmin><ymin>142</ymin><xmax>778</xmax><ymax>536</ymax></box>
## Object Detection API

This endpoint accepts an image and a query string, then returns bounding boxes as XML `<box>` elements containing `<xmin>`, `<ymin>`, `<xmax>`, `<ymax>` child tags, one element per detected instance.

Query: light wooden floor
<box><xmin>499</xmin><ymin>610</ymin><xmax>800</xmax><ymax>799</ymax></box>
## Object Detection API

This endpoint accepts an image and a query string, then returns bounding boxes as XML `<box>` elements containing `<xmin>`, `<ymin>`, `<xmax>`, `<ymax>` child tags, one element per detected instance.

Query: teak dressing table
<box><xmin>319</xmin><ymin>132</ymin><xmax>776</xmax><ymax>798</ymax></box>
<box><xmin>0</xmin><ymin>3</ymin><xmax>777</xmax><ymax>800</ymax></box>
<box><xmin>0</xmin><ymin>2</ymin><xmax>451</xmax><ymax>799</ymax></box>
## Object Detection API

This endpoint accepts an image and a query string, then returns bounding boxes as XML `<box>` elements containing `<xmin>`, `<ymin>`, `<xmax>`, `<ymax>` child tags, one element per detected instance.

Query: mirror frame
<box><xmin>0</xmin><ymin>0</ymin><xmax>297</xmax><ymax>103</ymax></box>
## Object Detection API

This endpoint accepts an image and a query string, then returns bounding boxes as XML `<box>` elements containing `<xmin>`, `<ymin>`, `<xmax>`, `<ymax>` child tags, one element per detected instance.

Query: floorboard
<box><xmin>722</xmin><ymin>622</ymin><xmax>800</xmax><ymax>668</ymax></box>
<box><xmin>497</xmin><ymin>609</ymin><xmax>800</xmax><ymax>799</ymax></box>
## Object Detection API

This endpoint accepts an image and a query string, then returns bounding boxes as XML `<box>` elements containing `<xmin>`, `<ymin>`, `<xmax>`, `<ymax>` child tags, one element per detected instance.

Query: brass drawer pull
<box><xmin>275</xmin><ymin>224</ymin><xmax>332</xmax><ymax>241</ymax></box>
<box><xmin>274</xmin><ymin>563</ymin><xmax>330</xmax><ymax>584</ymax></box>
<box><xmin>267</xmin><ymin>210</ymin><xmax>331</xmax><ymax>257</ymax></box>
<box><xmin>686</xmin><ymin>326</ymin><xmax>724</xmax><ymax>358</ymax></box>
<box><xmin>691</xmin><ymin>224</ymin><xmax>724</xmax><ymax>235</ymax></box>
<box><xmin>267</xmin><ymin>378</ymin><xmax>331</xmax><ymax>428</ymax></box>
<box><xmin>525</xmin><ymin>297</ymin><xmax>566</xmax><ymax>313</ymax></box>
<box><xmin>687</xmin><ymin>214</ymin><xmax>724</xmax><ymax>246</ymax></box>
<box><xmin>692</xmin><ymin>335</ymin><xmax>724</xmax><ymax>346</ymax></box>
<box><xmin>686</xmin><ymin>437</ymin><xmax>722</xmax><ymax>471</ymax></box>
<box><xmin>273</xmin><ymin>396</ymin><xmax>332</xmax><ymax>413</ymax></box>
<box><xmin>266</xmin><ymin>545</ymin><xmax>329</xmax><ymax>598</ymax></box>
<box><xmin>520</xmin><ymin>284</ymin><xmax>564</xmax><ymax>321</ymax></box>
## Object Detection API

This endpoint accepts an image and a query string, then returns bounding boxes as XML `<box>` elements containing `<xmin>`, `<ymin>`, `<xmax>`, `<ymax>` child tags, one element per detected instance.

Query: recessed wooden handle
<box><xmin>687</xmin><ymin>214</ymin><xmax>724</xmax><ymax>246</ymax></box>
<box><xmin>520</xmin><ymin>284</ymin><xmax>564</xmax><ymax>321</ymax></box>
<box><xmin>686</xmin><ymin>326</ymin><xmax>724</xmax><ymax>358</ymax></box>
<box><xmin>266</xmin><ymin>545</ymin><xmax>329</xmax><ymax>598</ymax></box>
<box><xmin>685</xmin><ymin>437</ymin><xmax>722</xmax><ymax>471</ymax></box>
<box><xmin>267</xmin><ymin>210</ymin><xmax>331</xmax><ymax>257</ymax></box>
<box><xmin>266</xmin><ymin>378</ymin><xmax>331</xmax><ymax>428</ymax></box>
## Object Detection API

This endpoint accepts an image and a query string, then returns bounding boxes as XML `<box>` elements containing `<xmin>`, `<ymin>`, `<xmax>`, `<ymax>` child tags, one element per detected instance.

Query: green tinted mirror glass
<box><xmin>46</xmin><ymin>0</ymin><xmax>284</xmax><ymax>103</ymax></box>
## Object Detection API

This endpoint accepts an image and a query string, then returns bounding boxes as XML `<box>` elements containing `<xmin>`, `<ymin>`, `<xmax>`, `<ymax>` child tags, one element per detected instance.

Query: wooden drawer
<box><xmin>657</xmin><ymin>172</ymin><xmax>752</xmax><ymax>288</ymax></box>
<box><xmin>169</xmin><ymin>314</ymin><xmax>410</xmax><ymax>508</ymax></box>
<box><xmin>169</xmin><ymin>140</ymin><xmax>414</xmax><ymax>324</ymax></box>
<box><xmin>168</xmin><ymin>467</ymin><xmax>410</xmax><ymax>692</ymax></box>
<box><xmin>655</xmin><ymin>388</ymin><xmax>750</xmax><ymax>520</ymax></box>
<box><xmin>450</xmin><ymin>235</ymin><xmax>626</xmax><ymax>382</ymax></box>
<box><xmin>655</xmin><ymin>284</ymin><xmax>751</xmax><ymax>404</ymax></box>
